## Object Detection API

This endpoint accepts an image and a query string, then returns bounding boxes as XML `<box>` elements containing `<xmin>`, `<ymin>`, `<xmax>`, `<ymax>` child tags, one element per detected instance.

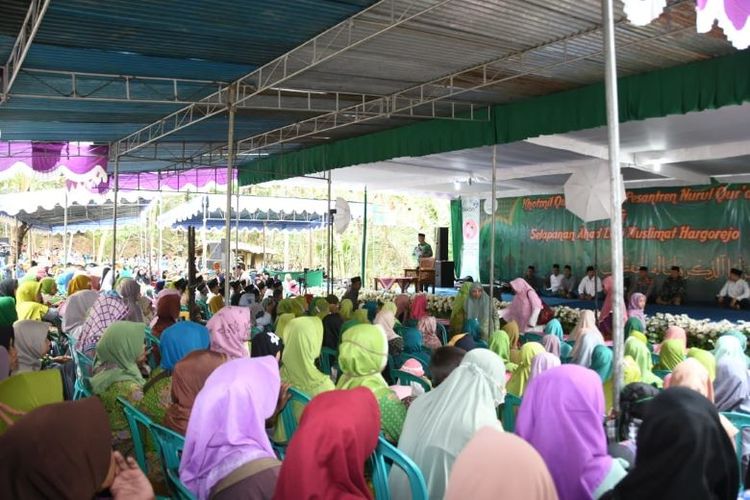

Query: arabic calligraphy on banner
<box><xmin>477</xmin><ymin>184</ymin><xmax>750</xmax><ymax>301</ymax></box>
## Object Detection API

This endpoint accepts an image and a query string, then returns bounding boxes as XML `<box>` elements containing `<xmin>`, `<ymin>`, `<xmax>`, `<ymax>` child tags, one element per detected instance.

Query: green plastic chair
<box><xmin>320</xmin><ymin>347</ymin><xmax>339</xmax><ymax>379</ymax></box>
<box><xmin>150</xmin><ymin>423</ymin><xmax>195</xmax><ymax>500</ymax></box>
<box><xmin>371</xmin><ymin>436</ymin><xmax>428</xmax><ymax>500</ymax></box>
<box><xmin>117</xmin><ymin>396</ymin><xmax>153</xmax><ymax>474</ymax></box>
<box><xmin>436</xmin><ymin>322</ymin><xmax>448</xmax><ymax>345</ymax></box>
<box><xmin>721</xmin><ymin>411</ymin><xmax>750</xmax><ymax>491</ymax></box>
<box><xmin>272</xmin><ymin>387</ymin><xmax>312</xmax><ymax>458</ymax></box>
<box><xmin>394</xmin><ymin>370</ymin><xmax>431</xmax><ymax>393</ymax></box>
<box><xmin>501</xmin><ymin>394</ymin><xmax>522</xmax><ymax>432</ymax></box>
<box><xmin>145</xmin><ymin>328</ymin><xmax>161</xmax><ymax>370</ymax></box>
<box><xmin>651</xmin><ymin>353</ymin><xmax>660</xmax><ymax>366</ymax></box>
<box><xmin>653</xmin><ymin>369</ymin><xmax>671</xmax><ymax>380</ymax></box>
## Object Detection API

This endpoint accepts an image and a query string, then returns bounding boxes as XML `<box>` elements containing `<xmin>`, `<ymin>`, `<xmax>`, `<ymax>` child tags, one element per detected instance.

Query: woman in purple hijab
<box><xmin>516</xmin><ymin>365</ymin><xmax>627</xmax><ymax>500</ymax></box>
<box><xmin>180</xmin><ymin>357</ymin><xmax>282</xmax><ymax>500</ymax></box>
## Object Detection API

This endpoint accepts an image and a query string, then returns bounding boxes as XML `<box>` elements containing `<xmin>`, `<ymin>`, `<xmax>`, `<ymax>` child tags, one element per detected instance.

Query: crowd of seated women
<box><xmin>0</xmin><ymin>272</ymin><xmax>747</xmax><ymax>500</ymax></box>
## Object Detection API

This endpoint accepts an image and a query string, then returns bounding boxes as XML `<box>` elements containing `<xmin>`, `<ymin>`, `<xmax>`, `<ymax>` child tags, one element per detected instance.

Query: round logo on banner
<box><xmin>464</xmin><ymin>220</ymin><xmax>478</xmax><ymax>240</ymax></box>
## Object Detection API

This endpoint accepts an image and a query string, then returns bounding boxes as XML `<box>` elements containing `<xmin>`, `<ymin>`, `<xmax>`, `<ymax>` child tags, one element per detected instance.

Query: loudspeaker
<box><xmin>435</xmin><ymin>261</ymin><xmax>455</xmax><ymax>288</ymax></box>
<box><xmin>435</xmin><ymin>227</ymin><xmax>449</xmax><ymax>261</ymax></box>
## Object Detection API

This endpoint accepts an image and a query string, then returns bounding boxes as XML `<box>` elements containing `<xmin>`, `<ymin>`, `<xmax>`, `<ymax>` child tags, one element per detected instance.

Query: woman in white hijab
<box><xmin>571</xmin><ymin>327</ymin><xmax>605</xmax><ymax>368</ymax></box>
<box><xmin>61</xmin><ymin>290</ymin><xmax>99</xmax><ymax>339</ymax></box>
<box><xmin>389</xmin><ymin>348</ymin><xmax>506</xmax><ymax>499</ymax></box>
<box><xmin>570</xmin><ymin>309</ymin><xmax>597</xmax><ymax>342</ymax></box>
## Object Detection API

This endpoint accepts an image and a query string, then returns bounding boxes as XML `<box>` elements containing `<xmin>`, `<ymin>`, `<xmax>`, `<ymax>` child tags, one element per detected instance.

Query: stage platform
<box><xmin>429</xmin><ymin>287</ymin><xmax>748</xmax><ymax>324</ymax></box>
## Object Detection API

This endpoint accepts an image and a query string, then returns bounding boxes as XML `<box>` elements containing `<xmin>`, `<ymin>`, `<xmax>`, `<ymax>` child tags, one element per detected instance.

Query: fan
<box><xmin>334</xmin><ymin>197</ymin><xmax>351</xmax><ymax>234</ymax></box>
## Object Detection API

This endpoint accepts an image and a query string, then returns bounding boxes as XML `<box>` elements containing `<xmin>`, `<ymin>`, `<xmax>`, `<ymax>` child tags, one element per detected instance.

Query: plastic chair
<box><xmin>145</xmin><ymin>328</ymin><xmax>161</xmax><ymax>370</ymax></box>
<box><xmin>653</xmin><ymin>369</ymin><xmax>671</xmax><ymax>380</ymax></box>
<box><xmin>73</xmin><ymin>376</ymin><xmax>93</xmax><ymax>400</ymax></box>
<box><xmin>436</xmin><ymin>322</ymin><xmax>448</xmax><ymax>345</ymax></box>
<box><xmin>501</xmin><ymin>393</ymin><xmax>522</xmax><ymax>432</ymax></box>
<box><xmin>721</xmin><ymin>411</ymin><xmax>750</xmax><ymax>491</ymax></box>
<box><xmin>117</xmin><ymin>396</ymin><xmax>154</xmax><ymax>474</ymax></box>
<box><xmin>272</xmin><ymin>387</ymin><xmax>312</xmax><ymax>458</ymax></box>
<box><xmin>371</xmin><ymin>436</ymin><xmax>428</xmax><ymax>500</ymax></box>
<box><xmin>320</xmin><ymin>347</ymin><xmax>339</xmax><ymax>379</ymax></box>
<box><xmin>150</xmin><ymin>423</ymin><xmax>196</xmax><ymax>500</ymax></box>
<box><xmin>394</xmin><ymin>370</ymin><xmax>431</xmax><ymax>393</ymax></box>
<box><xmin>651</xmin><ymin>353</ymin><xmax>660</xmax><ymax>366</ymax></box>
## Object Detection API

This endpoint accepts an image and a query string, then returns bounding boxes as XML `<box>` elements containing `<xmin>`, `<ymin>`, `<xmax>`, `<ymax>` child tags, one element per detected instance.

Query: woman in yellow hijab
<box><xmin>66</xmin><ymin>275</ymin><xmax>92</xmax><ymax>296</ymax></box>
<box><xmin>15</xmin><ymin>282</ymin><xmax>53</xmax><ymax>322</ymax></box>
<box><xmin>506</xmin><ymin>342</ymin><xmax>545</xmax><ymax>397</ymax></box>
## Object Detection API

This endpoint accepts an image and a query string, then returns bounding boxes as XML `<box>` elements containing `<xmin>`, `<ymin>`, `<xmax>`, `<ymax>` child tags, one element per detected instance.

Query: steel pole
<box><xmin>202</xmin><ymin>196</ymin><xmax>208</xmax><ymax>272</ymax></box>
<box><xmin>224</xmin><ymin>86</ymin><xmax>236</xmax><ymax>302</ymax></box>
<box><xmin>235</xmin><ymin>187</ymin><xmax>240</xmax><ymax>272</ymax></box>
<box><xmin>603</xmin><ymin>0</ymin><xmax>625</xmax><ymax>412</ymax></box>
<box><xmin>111</xmin><ymin>145</ymin><xmax>120</xmax><ymax>274</ymax></box>
<box><xmin>489</xmin><ymin>145</ymin><xmax>497</xmax><ymax>332</ymax></box>
<box><xmin>327</xmin><ymin>171</ymin><xmax>332</xmax><ymax>294</ymax></box>
<box><xmin>63</xmin><ymin>189</ymin><xmax>69</xmax><ymax>265</ymax></box>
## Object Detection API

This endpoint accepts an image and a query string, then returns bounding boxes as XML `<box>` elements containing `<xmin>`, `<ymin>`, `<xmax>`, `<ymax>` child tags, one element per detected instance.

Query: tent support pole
<box><xmin>224</xmin><ymin>86</ymin><xmax>236</xmax><ymax>302</ymax></box>
<box><xmin>202</xmin><ymin>196</ymin><xmax>208</xmax><ymax>272</ymax></box>
<box><xmin>158</xmin><ymin>195</ymin><xmax>163</xmax><ymax>276</ymax></box>
<box><xmin>63</xmin><ymin>189</ymin><xmax>68</xmax><ymax>265</ymax></box>
<box><xmin>603</xmin><ymin>0</ymin><xmax>625</xmax><ymax>412</ymax></box>
<box><xmin>326</xmin><ymin>170</ymin><xmax>332</xmax><ymax>294</ymax></box>
<box><xmin>361</xmin><ymin>186</ymin><xmax>367</xmax><ymax>286</ymax></box>
<box><xmin>235</xmin><ymin>187</ymin><xmax>240</xmax><ymax>269</ymax></box>
<box><xmin>111</xmin><ymin>144</ymin><xmax>120</xmax><ymax>272</ymax></box>
<box><xmin>489</xmin><ymin>145</ymin><xmax>497</xmax><ymax>328</ymax></box>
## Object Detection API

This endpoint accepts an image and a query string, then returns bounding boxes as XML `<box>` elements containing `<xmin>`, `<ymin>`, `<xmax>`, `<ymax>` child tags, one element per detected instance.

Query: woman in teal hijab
<box><xmin>589</xmin><ymin>345</ymin><xmax>613</xmax><ymax>382</ymax></box>
<box><xmin>624</xmin><ymin>317</ymin><xmax>644</xmax><ymax>340</ymax></box>
<box><xmin>719</xmin><ymin>330</ymin><xmax>750</xmax><ymax>367</ymax></box>
<box><xmin>393</xmin><ymin>327</ymin><xmax>431</xmax><ymax>372</ymax></box>
<box><xmin>543</xmin><ymin>319</ymin><xmax>572</xmax><ymax>359</ymax></box>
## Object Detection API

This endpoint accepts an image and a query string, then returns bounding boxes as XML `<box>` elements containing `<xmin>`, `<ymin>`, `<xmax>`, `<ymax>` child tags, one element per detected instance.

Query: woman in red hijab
<box><xmin>272</xmin><ymin>387</ymin><xmax>380</xmax><ymax>499</ymax></box>
<box><xmin>152</xmin><ymin>293</ymin><xmax>180</xmax><ymax>338</ymax></box>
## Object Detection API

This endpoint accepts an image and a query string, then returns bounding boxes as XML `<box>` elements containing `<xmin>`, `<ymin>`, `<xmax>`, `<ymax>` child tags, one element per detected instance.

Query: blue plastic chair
<box><xmin>721</xmin><ymin>411</ymin><xmax>750</xmax><ymax>491</ymax></box>
<box><xmin>371</xmin><ymin>436</ymin><xmax>428</xmax><ymax>500</ymax></box>
<box><xmin>117</xmin><ymin>396</ymin><xmax>154</xmax><ymax>474</ymax></box>
<box><xmin>502</xmin><ymin>393</ymin><xmax>522</xmax><ymax>432</ymax></box>
<box><xmin>436</xmin><ymin>322</ymin><xmax>448</xmax><ymax>345</ymax></box>
<box><xmin>272</xmin><ymin>387</ymin><xmax>312</xmax><ymax>458</ymax></box>
<box><xmin>522</xmin><ymin>333</ymin><xmax>544</xmax><ymax>344</ymax></box>
<box><xmin>394</xmin><ymin>370</ymin><xmax>431</xmax><ymax>393</ymax></box>
<box><xmin>320</xmin><ymin>347</ymin><xmax>339</xmax><ymax>379</ymax></box>
<box><xmin>150</xmin><ymin>423</ymin><xmax>195</xmax><ymax>500</ymax></box>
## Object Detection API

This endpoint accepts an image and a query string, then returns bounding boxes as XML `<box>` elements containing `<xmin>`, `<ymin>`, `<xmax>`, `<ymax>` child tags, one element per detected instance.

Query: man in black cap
<box><xmin>717</xmin><ymin>268</ymin><xmax>750</xmax><ymax>310</ymax></box>
<box><xmin>656</xmin><ymin>266</ymin><xmax>687</xmax><ymax>305</ymax></box>
<box><xmin>627</xmin><ymin>265</ymin><xmax>655</xmax><ymax>302</ymax></box>
<box><xmin>343</xmin><ymin>276</ymin><xmax>362</xmax><ymax>306</ymax></box>
<box><xmin>413</xmin><ymin>232</ymin><xmax>433</xmax><ymax>261</ymax></box>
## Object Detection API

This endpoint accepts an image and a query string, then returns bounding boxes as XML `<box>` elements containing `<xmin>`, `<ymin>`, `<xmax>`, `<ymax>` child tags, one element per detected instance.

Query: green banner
<box><xmin>477</xmin><ymin>184</ymin><xmax>750</xmax><ymax>302</ymax></box>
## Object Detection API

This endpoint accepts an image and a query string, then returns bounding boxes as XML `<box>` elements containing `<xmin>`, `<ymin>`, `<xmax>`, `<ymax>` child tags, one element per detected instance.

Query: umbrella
<box><xmin>564</xmin><ymin>161</ymin><xmax>625</xmax><ymax>222</ymax></box>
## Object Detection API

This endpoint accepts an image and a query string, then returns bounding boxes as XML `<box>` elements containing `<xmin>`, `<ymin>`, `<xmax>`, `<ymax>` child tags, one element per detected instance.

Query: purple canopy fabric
<box><xmin>72</xmin><ymin>167</ymin><xmax>235</xmax><ymax>194</ymax></box>
<box><xmin>0</xmin><ymin>142</ymin><xmax>108</xmax><ymax>185</ymax></box>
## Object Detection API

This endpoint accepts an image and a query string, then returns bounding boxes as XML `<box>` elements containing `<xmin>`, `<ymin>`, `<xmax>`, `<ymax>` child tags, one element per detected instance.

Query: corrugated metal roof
<box><xmin>0</xmin><ymin>0</ymin><xmax>741</xmax><ymax>171</ymax></box>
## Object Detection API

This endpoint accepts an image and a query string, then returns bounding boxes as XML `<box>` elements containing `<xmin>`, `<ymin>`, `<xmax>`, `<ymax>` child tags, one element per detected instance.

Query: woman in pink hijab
<box><xmin>502</xmin><ymin>278</ymin><xmax>543</xmax><ymax>331</ymax></box>
<box><xmin>394</xmin><ymin>294</ymin><xmax>411</xmax><ymax>323</ymax></box>
<box><xmin>207</xmin><ymin>306</ymin><xmax>251</xmax><ymax>359</ymax></box>
<box><xmin>410</xmin><ymin>294</ymin><xmax>428</xmax><ymax>322</ymax></box>
<box><xmin>598</xmin><ymin>276</ymin><xmax>626</xmax><ymax>341</ymax></box>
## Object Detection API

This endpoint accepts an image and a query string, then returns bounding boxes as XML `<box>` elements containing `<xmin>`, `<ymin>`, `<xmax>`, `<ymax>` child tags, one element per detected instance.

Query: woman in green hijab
<box><xmin>337</xmin><ymin>323</ymin><xmax>406</xmax><ymax>442</ymax></box>
<box><xmin>90</xmin><ymin>321</ymin><xmax>146</xmax><ymax>453</ymax></box>
<box><xmin>341</xmin><ymin>308</ymin><xmax>369</xmax><ymax>334</ymax></box>
<box><xmin>0</xmin><ymin>369</ymin><xmax>63</xmax><ymax>434</ymax></box>
<box><xmin>589</xmin><ymin>345</ymin><xmax>613</xmax><ymax>382</ymax></box>
<box><xmin>506</xmin><ymin>342</ymin><xmax>545</xmax><ymax>397</ymax></box>
<box><xmin>280</xmin><ymin>316</ymin><xmax>334</xmax><ymax>398</ymax></box>
<box><xmin>308</xmin><ymin>297</ymin><xmax>329</xmax><ymax>320</ymax></box>
<box><xmin>39</xmin><ymin>278</ymin><xmax>62</xmax><ymax>306</ymax></box>
<box><xmin>275</xmin><ymin>316</ymin><xmax>335</xmax><ymax>443</ymax></box>
<box><xmin>655</xmin><ymin>339</ymin><xmax>686</xmax><ymax>371</ymax></box>
<box><xmin>339</xmin><ymin>299</ymin><xmax>353</xmax><ymax>321</ymax></box>
<box><xmin>687</xmin><ymin>347</ymin><xmax>716</xmax><ymax>381</ymax></box>
<box><xmin>624</xmin><ymin>336</ymin><xmax>663</xmax><ymax>388</ymax></box>
<box><xmin>0</xmin><ymin>297</ymin><xmax>18</xmax><ymax>350</ymax></box>
<box><xmin>449</xmin><ymin>282</ymin><xmax>473</xmax><ymax>334</ymax></box>
<box><xmin>488</xmin><ymin>330</ymin><xmax>518</xmax><ymax>372</ymax></box>
<box><xmin>275</xmin><ymin>313</ymin><xmax>296</xmax><ymax>341</ymax></box>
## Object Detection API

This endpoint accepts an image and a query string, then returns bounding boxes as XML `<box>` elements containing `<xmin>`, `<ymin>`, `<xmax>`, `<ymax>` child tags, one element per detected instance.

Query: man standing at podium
<box><xmin>413</xmin><ymin>232</ymin><xmax>433</xmax><ymax>262</ymax></box>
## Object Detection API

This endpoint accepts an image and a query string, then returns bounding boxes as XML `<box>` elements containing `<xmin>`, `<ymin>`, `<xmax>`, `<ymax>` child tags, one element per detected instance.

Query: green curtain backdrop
<box><xmin>467</xmin><ymin>184</ymin><xmax>750</xmax><ymax>302</ymax></box>
<box><xmin>450</xmin><ymin>199</ymin><xmax>462</xmax><ymax>276</ymax></box>
<box><xmin>239</xmin><ymin>50</ymin><xmax>750</xmax><ymax>186</ymax></box>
